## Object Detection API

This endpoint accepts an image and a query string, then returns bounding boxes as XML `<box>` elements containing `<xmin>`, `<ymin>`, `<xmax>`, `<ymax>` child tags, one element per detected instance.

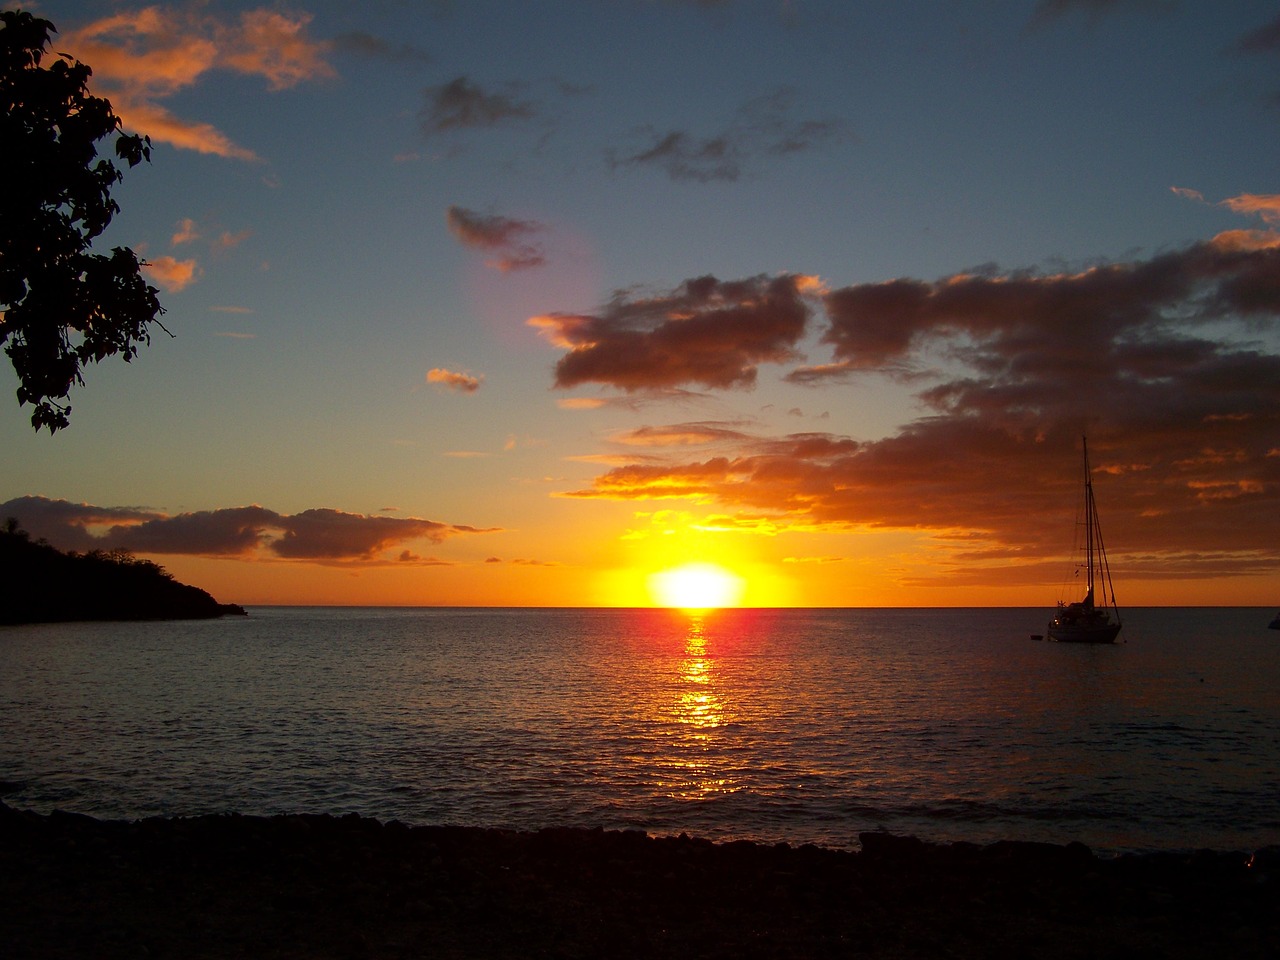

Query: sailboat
<box><xmin>1047</xmin><ymin>436</ymin><xmax>1122</xmax><ymax>644</ymax></box>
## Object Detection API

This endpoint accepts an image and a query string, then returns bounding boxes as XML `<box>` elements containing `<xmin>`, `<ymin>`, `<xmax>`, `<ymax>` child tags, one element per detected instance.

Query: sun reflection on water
<box><xmin>660</xmin><ymin>614</ymin><xmax>736</xmax><ymax>800</ymax></box>
<box><xmin>677</xmin><ymin>616</ymin><xmax>723</xmax><ymax>732</ymax></box>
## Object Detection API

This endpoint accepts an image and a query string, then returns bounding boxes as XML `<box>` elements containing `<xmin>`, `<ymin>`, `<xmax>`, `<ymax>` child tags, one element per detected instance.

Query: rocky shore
<box><xmin>1</xmin><ymin>802</ymin><xmax>1275</xmax><ymax>959</ymax></box>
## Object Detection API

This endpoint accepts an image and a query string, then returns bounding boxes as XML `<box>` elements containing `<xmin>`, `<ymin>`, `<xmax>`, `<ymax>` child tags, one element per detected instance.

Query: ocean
<box><xmin>2</xmin><ymin>606</ymin><xmax>1277</xmax><ymax>855</ymax></box>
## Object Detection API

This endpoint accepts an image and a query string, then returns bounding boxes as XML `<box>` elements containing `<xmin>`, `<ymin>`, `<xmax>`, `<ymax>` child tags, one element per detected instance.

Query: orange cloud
<box><xmin>171</xmin><ymin>217</ymin><xmax>200</xmax><ymax>245</ymax></box>
<box><xmin>427</xmin><ymin>367</ymin><xmax>483</xmax><ymax>393</ymax></box>
<box><xmin>214</xmin><ymin>229</ymin><xmax>254</xmax><ymax>252</ymax></box>
<box><xmin>1207</xmin><ymin>229</ymin><xmax>1280</xmax><ymax>252</ymax></box>
<box><xmin>63</xmin><ymin>6</ymin><xmax>334</xmax><ymax>159</ymax></box>
<box><xmin>1172</xmin><ymin>186</ymin><xmax>1280</xmax><ymax>228</ymax></box>
<box><xmin>169</xmin><ymin>218</ymin><xmax>253</xmax><ymax>257</ymax></box>
<box><xmin>121</xmin><ymin>100</ymin><xmax>259</xmax><ymax>160</ymax></box>
<box><xmin>142</xmin><ymin>255</ymin><xmax>200</xmax><ymax>291</ymax></box>
<box><xmin>222</xmin><ymin>9</ymin><xmax>334</xmax><ymax>91</ymax></box>
<box><xmin>613</xmin><ymin>422</ymin><xmax>753</xmax><ymax>447</ymax></box>
<box><xmin>68</xmin><ymin>7</ymin><xmax>218</xmax><ymax>92</ymax></box>
<box><xmin>1219</xmin><ymin>193</ymin><xmax>1280</xmax><ymax>225</ymax></box>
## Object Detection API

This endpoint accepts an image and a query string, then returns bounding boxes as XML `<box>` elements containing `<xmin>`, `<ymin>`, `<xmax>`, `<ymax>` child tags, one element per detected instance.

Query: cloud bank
<box><xmin>2</xmin><ymin>497</ymin><xmax>497</xmax><ymax>566</ymax></box>
<box><xmin>537</xmin><ymin>230</ymin><xmax>1280</xmax><ymax>581</ymax></box>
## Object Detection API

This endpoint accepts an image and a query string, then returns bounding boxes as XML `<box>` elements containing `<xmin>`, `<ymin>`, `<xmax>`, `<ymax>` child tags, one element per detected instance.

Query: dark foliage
<box><xmin>0</xmin><ymin>10</ymin><xmax>166</xmax><ymax>432</ymax></box>
<box><xmin>0</xmin><ymin>520</ymin><xmax>245</xmax><ymax>623</ymax></box>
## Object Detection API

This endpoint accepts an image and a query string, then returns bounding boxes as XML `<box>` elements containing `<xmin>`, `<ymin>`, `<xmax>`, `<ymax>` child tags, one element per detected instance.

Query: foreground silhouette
<box><xmin>1</xmin><ymin>522</ymin><xmax>244</xmax><ymax>623</ymax></box>
<box><xmin>0</xmin><ymin>804</ymin><xmax>1275</xmax><ymax>959</ymax></box>
<box><xmin>1</xmin><ymin>10</ymin><xmax>165</xmax><ymax>432</ymax></box>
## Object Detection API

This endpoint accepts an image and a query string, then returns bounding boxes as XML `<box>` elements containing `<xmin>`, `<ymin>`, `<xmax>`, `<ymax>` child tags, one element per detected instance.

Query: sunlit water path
<box><xmin>2</xmin><ymin>607</ymin><xmax>1277</xmax><ymax>854</ymax></box>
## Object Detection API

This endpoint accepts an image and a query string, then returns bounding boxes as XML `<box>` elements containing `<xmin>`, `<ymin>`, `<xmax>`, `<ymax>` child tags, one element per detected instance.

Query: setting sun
<box><xmin>648</xmin><ymin>562</ymin><xmax>746</xmax><ymax>610</ymax></box>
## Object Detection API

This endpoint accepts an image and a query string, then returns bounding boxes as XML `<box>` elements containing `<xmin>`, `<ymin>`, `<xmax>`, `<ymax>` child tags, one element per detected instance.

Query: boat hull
<box><xmin>1046</xmin><ymin>619</ymin><xmax>1121</xmax><ymax>644</ymax></box>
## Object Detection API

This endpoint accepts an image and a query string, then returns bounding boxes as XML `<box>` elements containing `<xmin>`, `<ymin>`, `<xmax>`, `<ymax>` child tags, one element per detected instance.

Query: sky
<box><xmin>2</xmin><ymin>0</ymin><xmax>1279</xmax><ymax>608</ymax></box>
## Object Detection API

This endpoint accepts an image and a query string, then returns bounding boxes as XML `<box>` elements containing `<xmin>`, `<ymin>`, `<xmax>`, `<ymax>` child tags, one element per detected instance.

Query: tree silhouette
<box><xmin>1</xmin><ymin>10</ymin><xmax>166</xmax><ymax>432</ymax></box>
<box><xmin>0</xmin><ymin>519</ymin><xmax>246</xmax><ymax>622</ymax></box>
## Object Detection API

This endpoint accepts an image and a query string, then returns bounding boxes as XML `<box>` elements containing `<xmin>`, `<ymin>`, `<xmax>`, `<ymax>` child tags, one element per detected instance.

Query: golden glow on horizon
<box><xmin>647</xmin><ymin>562</ymin><xmax>745</xmax><ymax>610</ymax></box>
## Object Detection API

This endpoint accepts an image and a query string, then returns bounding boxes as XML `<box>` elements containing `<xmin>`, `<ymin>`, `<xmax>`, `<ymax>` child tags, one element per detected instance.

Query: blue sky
<box><xmin>3</xmin><ymin>0</ymin><xmax>1278</xmax><ymax>606</ymax></box>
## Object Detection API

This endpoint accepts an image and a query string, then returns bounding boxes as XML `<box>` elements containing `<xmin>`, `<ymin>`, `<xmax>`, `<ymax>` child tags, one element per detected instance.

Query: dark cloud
<box><xmin>530</xmin><ymin>273</ymin><xmax>818</xmax><ymax>392</ymax></box>
<box><xmin>808</xmin><ymin>237</ymin><xmax>1280</xmax><ymax>413</ymax></box>
<box><xmin>113</xmin><ymin>505</ymin><xmax>279</xmax><ymax>555</ymax></box>
<box><xmin>609</xmin><ymin>130</ymin><xmax>740</xmax><ymax>183</ymax></box>
<box><xmin>331</xmin><ymin>31</ymin><xmax>432</xmax><ymax>64</ymax></box>
<box><xmin>420</xmin><ymin>76</ymin><xmax>535</xmax><ymax>135</ymax></box>
<box><xmin>0</xmin><ymin>497</ymin><xmax>497</xmax><ymax>564</ymax></box>
<box><xmin>607</xmin><ymin>88</ymin><xmax>847</xmax><ymax>183</ymax></box>
<box><xmin>445</xmin><ymin>206</ymin><xmax>546</xmax><ymax>271</ymax></box>
<box><xmin>270</xmin><ymin>508</ymin><xmax>456</xmax><ymax>560</ymax></box>
<box><xmin>1232</xmin><ymin>14</ymin><xmax>1280</xmax><ymax>106</ymax></box>
<box><xmin>551</xmin><ymin>234</ymin><xmax>1280</xmax><ymax>583</ymax></box>
<box><xmin>0</xmin><ymin>496</ymin><xmax>157</xmax><ymax>553</ymax></box>
<box><xmin>1027</xmin><ymin>0</ymin><xmax>1175</xmax><ymax>29</ymax></box>
<box><xmin>744</xmin><ymin>89</ymin><xmax>849</xmax><ymax>156</ymax></box>
<box><xmin>1234</xmin><ymin>14</ymin><xmax>1280</xmax><ymax>54</ymax></box>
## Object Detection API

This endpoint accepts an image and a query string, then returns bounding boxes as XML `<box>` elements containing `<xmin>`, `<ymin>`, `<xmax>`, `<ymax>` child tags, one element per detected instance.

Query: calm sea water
<box><xmin>2</xmin><ymin>607</ymin><xmax>1277</xmax><ymax>854</ymax></box>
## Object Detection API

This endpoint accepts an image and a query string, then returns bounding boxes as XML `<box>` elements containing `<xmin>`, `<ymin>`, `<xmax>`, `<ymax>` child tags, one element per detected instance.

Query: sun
<box><xmin>648</xmin><ymin>562</ymin><xmax>745</xmax><ymax>610</ymax></box>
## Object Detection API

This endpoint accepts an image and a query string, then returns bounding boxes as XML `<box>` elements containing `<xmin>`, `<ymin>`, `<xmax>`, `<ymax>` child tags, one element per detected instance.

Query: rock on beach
<box><xmin>1</xmin><ymin>802</ymin><xmax>1276</xmax><ymax>959</ymax></box>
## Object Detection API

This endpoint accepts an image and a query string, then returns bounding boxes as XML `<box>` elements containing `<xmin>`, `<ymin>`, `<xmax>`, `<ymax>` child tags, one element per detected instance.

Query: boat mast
<box><xmin>1081</xmin><ymin>435</ymin><xmax>1121</xmax><ymax>621</ymax></box>
<box><xmin>1082</xmin><ymin>436</ymin><xmax>1095</xmax><ymax>608</ymax></box>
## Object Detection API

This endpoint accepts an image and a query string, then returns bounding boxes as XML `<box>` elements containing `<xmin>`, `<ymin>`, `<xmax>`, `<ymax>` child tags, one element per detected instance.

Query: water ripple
<box><xmin>2</xmin><ymin>607</ymin><xmax>1278</xmax><ymax>854</ymax></box>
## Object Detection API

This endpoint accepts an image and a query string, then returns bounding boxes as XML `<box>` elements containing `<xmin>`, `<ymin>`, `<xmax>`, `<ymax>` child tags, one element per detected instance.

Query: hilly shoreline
<box><xmin>0</xmin><ymin>523</ymin><xmax>245</xmax><ymax>624</ymax></box>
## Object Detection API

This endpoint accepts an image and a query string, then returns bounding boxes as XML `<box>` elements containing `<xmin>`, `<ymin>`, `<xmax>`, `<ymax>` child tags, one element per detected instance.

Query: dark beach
<box><xmin>2</xmin><ymin>802</ymin><xmax>1276</xmax><ymax>959</ymax></box>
